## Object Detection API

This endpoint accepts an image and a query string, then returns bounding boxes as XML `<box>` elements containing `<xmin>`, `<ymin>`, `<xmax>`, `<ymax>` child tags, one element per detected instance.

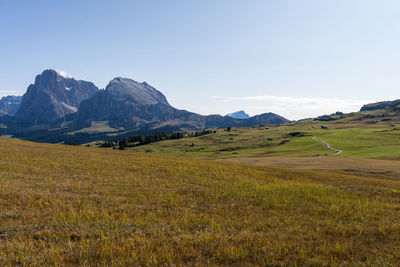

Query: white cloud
<box><xmin>214</xmin><ymin>95</ymin><xmax>372</xmax><ymax>120</ymax></box>
<box><xmin>56</xmin><ymin>70</ymin><xmax>73</xmax><ymax>79</ymax></box>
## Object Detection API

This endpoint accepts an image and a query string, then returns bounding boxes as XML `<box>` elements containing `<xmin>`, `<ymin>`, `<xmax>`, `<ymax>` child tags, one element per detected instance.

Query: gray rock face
<box><xmin>107</xmin><ymin>78</ymin><xmax>169</xmax><ymax>105</ymax></box>
<box><xmin>0</xmin><ymin>95</ymin><xmax>22</xmax><ymax>117</ymax></box>
<box><xmin>226</xmin><ymin>110</ymin><xmax>250</xmax><ymax>119</ymax></box>
<box><xmin>75</xmin><ymin>78</ymin><xmax>176</xmax><ymax>127</ymax></box>
<box><xmin>13</xmin><ymin>70</ymin><xmax>99</xmax><ymax>126</ymax></box>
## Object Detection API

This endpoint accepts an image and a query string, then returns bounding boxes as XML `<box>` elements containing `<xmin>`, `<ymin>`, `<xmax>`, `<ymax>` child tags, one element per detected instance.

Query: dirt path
<box><xmin>312</xmin><ymin>136</ymin><xmax>342</xmax><ymax>155</ymax></box>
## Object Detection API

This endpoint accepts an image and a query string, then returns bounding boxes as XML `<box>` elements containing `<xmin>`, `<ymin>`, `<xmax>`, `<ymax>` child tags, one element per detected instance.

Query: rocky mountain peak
<box><xmin>11</xmin><ymin>69</ymin><xmax>99</xmax><ymax>127</ymax></box>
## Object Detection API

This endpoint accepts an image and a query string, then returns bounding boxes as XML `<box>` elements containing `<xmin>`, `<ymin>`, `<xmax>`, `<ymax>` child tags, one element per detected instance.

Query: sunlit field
<box><xmin>1</xmin><ymin>139</ymin><xmax>400</xmax><ymax>265</ymax></box>
<box><xmin>127</xmin><ymin>110</ymin><xmax>400</xmax><ymax>160</ymax></box>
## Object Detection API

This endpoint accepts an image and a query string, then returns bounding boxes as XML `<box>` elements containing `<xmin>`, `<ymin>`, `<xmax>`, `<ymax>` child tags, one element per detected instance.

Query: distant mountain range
<box><xmin>0</xmin><ymin>95</ymin><xmax>22</xmax><ymax>117</ymax></box>
<box><xmin>0</xmin><ymin>70</ymin><xmax>290</xmax><ymax>143</ymax></box>
<box><xmin>226</xmin><ymin>110</ymin><xmax>250</xmax><ymax>119</ymax></box>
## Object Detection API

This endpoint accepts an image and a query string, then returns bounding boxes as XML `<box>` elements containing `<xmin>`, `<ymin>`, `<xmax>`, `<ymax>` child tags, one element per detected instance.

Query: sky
<box><xmin>0</xmin><ymin>0</ymin><xmax>399</xmax><ymax>120</ymax></box>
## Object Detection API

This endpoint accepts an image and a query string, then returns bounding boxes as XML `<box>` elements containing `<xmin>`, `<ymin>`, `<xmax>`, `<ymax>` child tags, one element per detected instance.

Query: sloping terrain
<box><xmin>0</xmin><ymin>139</ymin><xmax>400</xmax><ymax>265</ymax></box>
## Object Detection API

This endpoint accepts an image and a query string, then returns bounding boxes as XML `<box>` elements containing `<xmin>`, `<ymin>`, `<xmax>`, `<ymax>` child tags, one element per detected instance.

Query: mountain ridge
<box><xmin>1</xmin><ymin>69</ymin><xmax>290</xmax><ymax>143</ymax></box>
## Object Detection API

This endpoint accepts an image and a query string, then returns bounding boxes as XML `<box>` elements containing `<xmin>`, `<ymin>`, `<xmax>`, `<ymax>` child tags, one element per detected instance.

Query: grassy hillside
<box><xmin>126</xmin><ymin>111</ymin><xmax>400</xmax><ymax>159</ymax></box>
<box><xmin>1</xmin><ymin>139</ymin><xmax>400</xmax><ymax>265</ymax></box>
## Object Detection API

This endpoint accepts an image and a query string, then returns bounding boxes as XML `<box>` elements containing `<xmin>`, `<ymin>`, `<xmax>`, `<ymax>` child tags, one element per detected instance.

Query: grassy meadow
<box><xmin>127</xmin><ymin>111</ymin><xmax>400</xmax><ymax>160</ymax></box>
<box><xmin>1</xmin><ymin>139</ymin><xmax>400</xmax><ymax>265</ymax></box>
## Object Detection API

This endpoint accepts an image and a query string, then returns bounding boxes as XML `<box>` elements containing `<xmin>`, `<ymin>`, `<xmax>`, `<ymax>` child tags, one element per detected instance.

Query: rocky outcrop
<box><xmin>360</xmin><ymin>100</ymin><xmax>400</xmax><ymax>111</ymax></box>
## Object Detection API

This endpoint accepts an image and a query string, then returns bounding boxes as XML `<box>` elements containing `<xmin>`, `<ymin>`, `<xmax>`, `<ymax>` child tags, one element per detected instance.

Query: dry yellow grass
<box><xmin>0</xmin><ymin>139</ymin><xmax>400</xmax><ymax>266</ymax></box>
<box><xmin>222</xmin><ymin>156</ymin><xmax>400</xmax><ymax>180</ymax></box>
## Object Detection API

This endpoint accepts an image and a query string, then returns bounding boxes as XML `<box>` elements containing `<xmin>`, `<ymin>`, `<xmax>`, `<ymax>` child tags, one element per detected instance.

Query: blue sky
<box><xmin>1</xmin><ymin>0</ymin><xmax>399</xmax><ymax>120</ymax></box>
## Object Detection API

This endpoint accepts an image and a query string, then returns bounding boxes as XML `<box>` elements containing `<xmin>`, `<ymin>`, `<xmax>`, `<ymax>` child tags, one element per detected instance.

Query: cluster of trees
<box><xmin>100</xmin><ymin>129</ymin><xmax>215</xmax><ymax>150</ymax></box>
<box><xmin>137</xmin><ymin>131</ymin><xmax>184</xmax><ymax>145</ymax></box>
<box><xmin>187</xmin><ymin>130</ymin><xmax>215</xmax><ymax>137</ymax></box>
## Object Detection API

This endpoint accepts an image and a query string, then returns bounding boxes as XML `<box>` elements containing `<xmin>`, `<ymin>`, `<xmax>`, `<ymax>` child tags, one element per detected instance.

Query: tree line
<box><xmin>100</xmin><ymin>129</ymin><xmax>216</xmax><ymax>150</ymax></box>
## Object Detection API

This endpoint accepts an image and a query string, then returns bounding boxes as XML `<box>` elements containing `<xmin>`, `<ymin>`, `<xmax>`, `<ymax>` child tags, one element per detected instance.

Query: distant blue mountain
<box><xmin>0</xmin><ymin>95</ymin><xmax>22</xmax><ymax>117</ymax></box>
<box><xmin>226</xmin><ymin>110</ymin><xmax>250</xmax><ymax>119</ymax></box>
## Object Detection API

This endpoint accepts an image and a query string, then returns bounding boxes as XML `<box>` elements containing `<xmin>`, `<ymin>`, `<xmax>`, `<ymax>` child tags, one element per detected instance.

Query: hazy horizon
<box><xmin>1</xmin><ymin>0</ymin><xmax>399</xmax><ymax>120</ymax></box>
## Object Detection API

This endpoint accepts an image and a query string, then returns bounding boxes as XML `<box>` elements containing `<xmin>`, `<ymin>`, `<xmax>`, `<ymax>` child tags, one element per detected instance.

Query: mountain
<box><xmin>1</xmin><ymin>71</ymin><xmax>289</xmax><ymax>143</ymax></box>
<box><xmin>226</xmin><ymin>110</ymin><xmax>250</xmax><ymax>119</ymax></box>
<box><xmin>75</xmin><ymin>77</ymin><xmax>186</xmax><ymax>128</ymax></box>
<box><xmin>0</xmin><ymin>95</ymin><xmax>22</xmax><ymax>117</ymax></box>
<box><xmin>75</xmin><ymin>78</ymin><xmax>229</xmax><ymax>130</ymax></box>
<box><xmin>11</xmin><ymin>70</ymin><xmax>99</xmax><ymax>127</ymax></box>
<box><xmin>75</xmin><ymin>77</ymin><xmax>289</xmax><ymax>131</ymax></box>
<box><xmin>360</xmin><ymin>99</ymin><xmax>400</xmax><ymax>111</ymax></box>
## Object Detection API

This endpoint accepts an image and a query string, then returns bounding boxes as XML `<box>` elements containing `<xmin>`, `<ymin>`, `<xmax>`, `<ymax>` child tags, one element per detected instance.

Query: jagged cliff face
<box><xmin>12</xmin><ymin>70</ymin><xmax>99</xmax><ymax>126</ymax></box>
<box><xmin>0</xmin><ymin>95</ymin><xmax>22</xmax><ymax>117</ymax></box>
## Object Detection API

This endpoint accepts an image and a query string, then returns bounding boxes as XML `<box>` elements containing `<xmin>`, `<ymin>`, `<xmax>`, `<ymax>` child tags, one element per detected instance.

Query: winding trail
<box><xmin>312</xmin><ymin>136</ymin><xmax>343</xmax><ymax>155</ymax></box>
